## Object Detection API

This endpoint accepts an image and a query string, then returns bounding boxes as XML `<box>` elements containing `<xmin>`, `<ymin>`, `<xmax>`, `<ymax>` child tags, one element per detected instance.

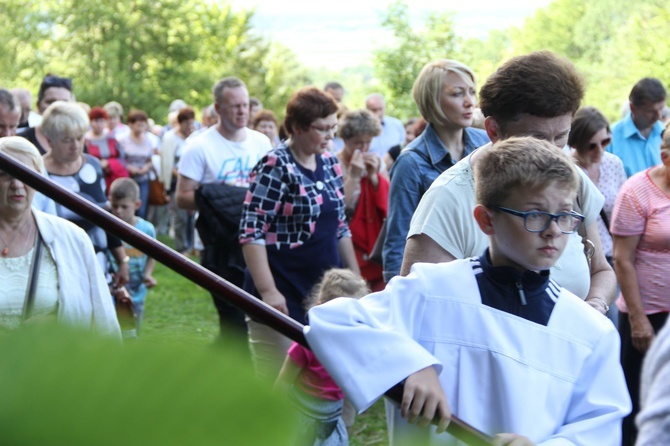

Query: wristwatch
<box><xmin>120</xmin><ymin>255</ymin><xmax>130</xmax><ymax>264</ymax></box>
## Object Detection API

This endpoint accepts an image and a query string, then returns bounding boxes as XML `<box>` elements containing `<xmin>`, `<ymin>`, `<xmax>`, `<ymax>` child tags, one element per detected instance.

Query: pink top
<box><xmin>611</xmin><ymin>169</ymin><xmax>670</xmax><ymax>314</ymax></box>
<box><xmin>288</xmin><ymin>342</ymin><xmax>343</xmax><ymax>401</ymax></box>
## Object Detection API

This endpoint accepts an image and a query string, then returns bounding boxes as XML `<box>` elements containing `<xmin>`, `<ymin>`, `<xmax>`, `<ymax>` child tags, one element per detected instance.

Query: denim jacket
<box><xmin>382</xmin><ymin>124</ymin><xmax>489</xmax><ymax>282</ymax></box>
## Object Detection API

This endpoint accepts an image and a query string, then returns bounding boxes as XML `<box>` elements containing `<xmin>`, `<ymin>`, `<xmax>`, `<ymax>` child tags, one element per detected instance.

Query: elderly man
<box><xmin>10</xmin><ymin>88</ymin><xmax>42</xmax><ymax>128</ymax></box>
<box><xmin>365</xmin><ymin>93</ymin><xmax>405</xmax><ymax>156</ymax></box>
<box><xmin>177</xmin><ymin>76</ymin><xmax>272</xmax><ymax>342</ymax></box>
<box><xmin>608</xmin><ymin>77</ymin><xmax>667</xmax><ymax>177</ymax></box>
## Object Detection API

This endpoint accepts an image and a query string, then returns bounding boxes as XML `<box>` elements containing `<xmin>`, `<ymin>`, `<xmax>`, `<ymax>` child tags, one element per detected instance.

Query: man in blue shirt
<box><xmin>608</xmin><ymin>78</ymin><xmax>667</xmax><ymax>177</ymax></box>
<box><xmin>365</xmin><ymin>93</ymin><xmax>405</xmax><ymax>157</ymax></box>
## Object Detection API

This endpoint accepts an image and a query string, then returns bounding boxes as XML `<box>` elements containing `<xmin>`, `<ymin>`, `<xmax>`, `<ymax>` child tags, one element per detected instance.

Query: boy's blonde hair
<box><xmin>110</xmin><ymin>177</ymin><xmax>140</xmax><ymax>202</ymax></box>
<box><xmin>474</xmin><ymin>136</ymin><xmax>580</xmax><ymax>207</ymax></box>
<box><xmin>306</xmin><ymin>269</ymin><xmax>369</xmax><ymax>310</ymax></box>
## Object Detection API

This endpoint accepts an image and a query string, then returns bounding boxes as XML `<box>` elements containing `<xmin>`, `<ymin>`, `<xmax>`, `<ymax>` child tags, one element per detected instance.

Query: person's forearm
<box><xmin>242</xmin><ymin>243</ymin><xmax>278</xmax><ymax>294</ymax></box>
<box><xmin>337</xmin><ymin>237</ymin><xmax>360</xmax><ymax>275</ymax></box>
<box><xmin>615</xmin><ymin>260</ymin><xmax>645</xmax><ymax>317</ymax></box>
<box><xmin>584</xmin><ymin>223</ymin><xmax>617</xmax><ymax>306</ymax></box>
<box><xmin>343</xmin><ymin>176</ymin><xmax>360</xmax><ymax>211</ymax></box>
<box><xmin>144</xmin><ymin>257</ymin><xmax>156</xmax><ymax>277</ymax></box>
<box><xmin>110</xmin><ymin>246</ymin><xmax>126</xmax><ymax>263</ymax></box>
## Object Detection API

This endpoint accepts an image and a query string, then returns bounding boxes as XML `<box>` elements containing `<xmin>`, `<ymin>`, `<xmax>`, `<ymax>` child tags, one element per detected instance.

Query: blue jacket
<box><xmin>382</xmin><ymin>124</ymin><xmax>489</xmax><ymax>282</ymax></box>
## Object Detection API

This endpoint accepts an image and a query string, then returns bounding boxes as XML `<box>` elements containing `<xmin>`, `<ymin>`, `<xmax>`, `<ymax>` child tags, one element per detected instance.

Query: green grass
<box><xmin>137</xmin><ymin>235</ymin><xmax>390</xmax><ymax>445</ymax></box>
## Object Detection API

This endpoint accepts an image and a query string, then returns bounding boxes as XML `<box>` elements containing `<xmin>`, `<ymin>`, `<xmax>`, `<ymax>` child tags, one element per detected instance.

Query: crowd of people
<box><xmin>1</xmin><ymin>48</ymin><xmax>670</xmax><ymax>446</ymax></box>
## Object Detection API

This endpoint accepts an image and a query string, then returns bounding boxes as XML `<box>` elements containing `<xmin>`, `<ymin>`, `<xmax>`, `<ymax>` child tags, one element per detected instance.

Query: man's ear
<box><xmin>135</xmin><ymin>200</ymin><xmax>142</xmax><ymax>211</ymax></box>
<box><xmin>474</xmin><ymin>204</ymin><xmax>495</xmax><ymax>235</ymax></box>
<box><xmin>484</xmin><ymin>117</ymin><xmax>501</xmax><ymax>143</ymax></box>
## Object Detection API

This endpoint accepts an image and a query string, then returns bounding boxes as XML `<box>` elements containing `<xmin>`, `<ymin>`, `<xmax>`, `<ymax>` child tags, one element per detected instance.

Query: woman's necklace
<box><xmin>0</xmin><ymin>223</ymin><xmax>34</xmax><ymax>257</ymax></box>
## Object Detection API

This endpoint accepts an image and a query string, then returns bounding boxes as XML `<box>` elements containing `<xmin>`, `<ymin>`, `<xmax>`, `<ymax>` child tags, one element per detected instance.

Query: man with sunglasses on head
<box><xmin>401</xmin><ymin>51</ymin><xmax>616</xmax><ymax>315</ymax></box>
<box><xmin>17</xmin><ymin>74</ymin><xmax>74</xmax><ymax>155</ymax></box>
<box><xmin>608</xmin><ymin>77</ymin><xmax>667</xmax><ymax>178</ymax></box>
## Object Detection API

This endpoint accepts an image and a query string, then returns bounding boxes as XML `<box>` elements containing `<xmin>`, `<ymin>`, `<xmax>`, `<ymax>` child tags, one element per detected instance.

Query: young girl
<box><xmin>275</xmin><ymin>268</ymin><xmax>369</xmax><ymax>446</ymax></box>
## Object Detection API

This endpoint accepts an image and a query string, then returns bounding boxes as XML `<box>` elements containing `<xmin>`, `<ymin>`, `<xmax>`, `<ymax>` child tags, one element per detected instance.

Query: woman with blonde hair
<box><xmin>382</xmin><ymin>59</ymin><xmax>490</xmax><ymax>282</ymax></box>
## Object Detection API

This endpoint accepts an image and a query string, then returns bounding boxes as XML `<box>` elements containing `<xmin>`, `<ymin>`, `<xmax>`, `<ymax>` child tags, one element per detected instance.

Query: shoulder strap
<box><xmin>22</xmin><ymin>232</ymin><xmax>44</xmax><ymax>321</ymax></box>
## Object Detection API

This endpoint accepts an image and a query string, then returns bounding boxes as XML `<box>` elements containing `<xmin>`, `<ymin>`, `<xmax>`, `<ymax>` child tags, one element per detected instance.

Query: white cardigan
<box><xmin>33</xmin><ymin>210</ymin><xmax>121</xmax><ymax>338</ymax></box>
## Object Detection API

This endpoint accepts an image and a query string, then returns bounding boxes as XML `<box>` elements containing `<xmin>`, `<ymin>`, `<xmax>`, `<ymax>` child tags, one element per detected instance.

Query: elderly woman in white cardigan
<box><xmin>0</xmin><ymin>136</ymin><xmax>120</xmax><ymax>337</ymax></box>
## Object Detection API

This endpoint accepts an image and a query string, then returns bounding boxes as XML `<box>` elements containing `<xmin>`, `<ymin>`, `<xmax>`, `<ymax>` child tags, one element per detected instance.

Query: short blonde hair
<box><xmin>474</xmin><ymin>136</ymin><xmax>579</xmax><ymax>208</ymax></box>
<box><xmin>338</xmin><ymin>109</ymin><xmax>382</xmax><ymax>140</ymax></box>
<box><xmin>103</xmin><ymin>101</ymin><xmax>124</xmax><ymax>119</ymax></box>
<box><xmin>0</xmin><ymin>136</ymin><xmax>45</xmax><ymax>173</ymax></box>
<box><xmin>413</xmin><ymin>59</ymin><xmax>476</xmax><ymax>126</ymax></box>
<box><xmin>305</xmin><ymin>268</ymin><xmax>369</xmax><ymax>310</ymax></box>
<box><xmin>41</xmin><ymin>102</ymin><xmax>89</xmax><ymax>140</ymax></box>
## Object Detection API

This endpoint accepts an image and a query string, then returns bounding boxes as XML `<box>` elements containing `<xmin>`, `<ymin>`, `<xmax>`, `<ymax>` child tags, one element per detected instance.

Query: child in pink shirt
<box><xmin>276</xmin><ymin>269</ymin><xmax>369</xmax><ymax>446</ymax></box>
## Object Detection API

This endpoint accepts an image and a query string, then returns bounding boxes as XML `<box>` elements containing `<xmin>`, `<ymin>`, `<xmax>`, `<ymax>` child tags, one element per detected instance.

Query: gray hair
<box><xmin>0</xmin><ymin>88</ymin><xmax>20</xmax><ymax>113</ymax></box>
<box><xmin>365</xmin><ymin>93</ymin><xmax>385</xmax><ymax>106</ymax></box>
<box><xmin>338</xmin><ymin>109</ymin><xmax>382</xmax><ymax>140</ymax></box>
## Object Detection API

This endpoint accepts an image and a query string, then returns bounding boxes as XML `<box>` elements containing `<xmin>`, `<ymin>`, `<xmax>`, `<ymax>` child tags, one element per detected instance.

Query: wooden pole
<box><xmin>0</xmin><ymin>151</ymin><xmax>493</xmax><ymax>445</ymax></box>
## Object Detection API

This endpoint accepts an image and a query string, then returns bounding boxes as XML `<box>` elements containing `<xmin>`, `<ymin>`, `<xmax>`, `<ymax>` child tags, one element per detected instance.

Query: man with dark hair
<box><xmin>608</xmin><ymin>77</ymin><xmax>667</xmax><ymax>177</ymax></box>
<box><xmin>0</xmin><ymin>88</ymin><xmax>21</xmax><ymax>137</ymax></box>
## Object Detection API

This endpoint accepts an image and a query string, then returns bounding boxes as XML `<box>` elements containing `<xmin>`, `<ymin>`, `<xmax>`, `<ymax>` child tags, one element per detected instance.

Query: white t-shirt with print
<box><xmin>178</xmin><ymin>126</ymin><xmax>272</xmax><ymax>187</ymax></box>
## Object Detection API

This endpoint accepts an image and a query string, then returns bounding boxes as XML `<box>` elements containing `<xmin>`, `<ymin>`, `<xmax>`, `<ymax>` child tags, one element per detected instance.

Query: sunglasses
<box><xmin>588</xmin><ymin>137</ymin><xmax>611</xmax><ymax>150</ymax></box>
<box><xmin>41</xmin><ymin>75</ymin><xmax>73</xmax><ymax>91</ymax></box>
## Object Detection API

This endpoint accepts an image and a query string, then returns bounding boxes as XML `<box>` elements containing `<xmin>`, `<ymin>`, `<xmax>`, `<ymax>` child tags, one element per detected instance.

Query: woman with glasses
<box><xmin>611</xmin><ymin>124</ymin><xmax>670</xmax><ymax>445</ymax></box>
<box><xmin>569</xmin><ymin>107</ymin><xmax>627</xmax><ymax>268</ymax></box>
<box><xmin>240</xmin><ymin>87</ymin><xmax>360</xmax><ymax>380</ymax></box>
<box><xmin>382</xmin><ymin>60</ymin><xmax>490</xmax><ymax>283</ymax></box>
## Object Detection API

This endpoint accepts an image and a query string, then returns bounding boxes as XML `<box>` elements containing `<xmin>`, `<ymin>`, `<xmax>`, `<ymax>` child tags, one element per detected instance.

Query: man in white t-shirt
<box><xmin>177</xmin><ymin>76</ymin><xmax>272</xmax><ymax>340</ymax></box>
<box><xmin>365</xmin><ymin>93</ymin><xmax>405</xmax><ymax>157</ymax></box>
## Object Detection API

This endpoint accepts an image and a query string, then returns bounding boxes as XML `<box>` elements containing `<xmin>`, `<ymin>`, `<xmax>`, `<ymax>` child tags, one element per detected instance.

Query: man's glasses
<box><xmin>310</xmin><ymin>124</ymin><xmax>338</xmax><ymax>136</ymax></box>
<box><xmin>494</xmin><ymin>206</ymin><xmax>584</xmax><ymax>234</ymax></box>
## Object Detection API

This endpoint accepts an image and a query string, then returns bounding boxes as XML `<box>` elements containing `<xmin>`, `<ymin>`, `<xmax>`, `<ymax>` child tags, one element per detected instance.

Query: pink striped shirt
<box><xmin>611</xmin><ymin>168</ymin><xmax>670</xmax><ymax>314</ymax></box>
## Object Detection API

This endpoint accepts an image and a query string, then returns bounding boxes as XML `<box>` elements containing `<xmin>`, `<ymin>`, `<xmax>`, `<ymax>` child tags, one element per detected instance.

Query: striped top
<box><xmin>611</xmin><ymin>168</ymin><xmax>670</xmax><ymax>314</ymax></box>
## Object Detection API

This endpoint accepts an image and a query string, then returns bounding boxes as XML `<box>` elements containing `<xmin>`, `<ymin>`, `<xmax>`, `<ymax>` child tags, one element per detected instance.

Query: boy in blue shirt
<box><xmin>109</xmin><ymin>178</ymin><xmax>156</xmax><ymax>337</ymax></box>
<box><xmin>306</xmin><ymin>137</ymin><xmax>631</xmax><ymax>445</ymax></box>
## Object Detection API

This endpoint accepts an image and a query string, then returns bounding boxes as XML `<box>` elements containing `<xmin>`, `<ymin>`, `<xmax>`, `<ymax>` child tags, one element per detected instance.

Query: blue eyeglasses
<box><xmin>494</xmin><ymin>206</ymin><xmax>584</xmax><ymax>234</ymax></box>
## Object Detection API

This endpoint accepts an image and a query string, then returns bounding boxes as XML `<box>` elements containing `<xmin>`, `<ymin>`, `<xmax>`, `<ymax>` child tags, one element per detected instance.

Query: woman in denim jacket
<box><xmin>382</xmin><ymin>60</ymin><xmax>489</xmax><ymax>282</ymax></box>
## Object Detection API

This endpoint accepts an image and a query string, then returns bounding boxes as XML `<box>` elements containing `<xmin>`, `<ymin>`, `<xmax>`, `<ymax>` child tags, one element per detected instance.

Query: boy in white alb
<box><xmin>305</xmin><ymin>137</ymin><xmax>631</xmax><ymax>445</ymax></box>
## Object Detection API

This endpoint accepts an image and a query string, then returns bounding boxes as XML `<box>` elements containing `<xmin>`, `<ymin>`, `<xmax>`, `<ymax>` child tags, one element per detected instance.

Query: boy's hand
<box><xmin>493</xmin><ymin>433</ymin><xmax>535</xmax><ymax>445</ymax></box>
<box><xmin>401</xmin><ymin>366</ymin><xmax>451</xmax><ymax>433</ymax></box>
<box><xmin>143</xmin><ymin>275</ymin><xmax>157</xmax><ymax>288</ymax></box>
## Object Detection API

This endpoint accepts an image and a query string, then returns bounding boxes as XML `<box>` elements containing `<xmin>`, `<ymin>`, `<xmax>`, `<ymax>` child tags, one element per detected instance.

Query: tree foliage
<box><xmin>372</xmin><ymin>0</ymin><xmax>459</xmax><ymax>120</ymax></box>
<box><xmin>0</xmin><ymin>0</ymin><xmax>308</xmax><ymax>122</ymax></box>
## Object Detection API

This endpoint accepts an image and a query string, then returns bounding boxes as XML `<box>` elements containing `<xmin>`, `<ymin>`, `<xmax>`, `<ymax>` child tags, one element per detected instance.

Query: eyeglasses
<box><xmin>310</xmin><ymin>124</ymin><xmax>338</xmax><ymax>136</ymax></box>
<box><xmin>494</xmin><ymin>206</ymin><xmax>584</xmax><ymax>234</ymax></box>
<box><xmin>588</xmin><ymin>137</ymin><xmax>611</xmax><ymax>150</ymax></box>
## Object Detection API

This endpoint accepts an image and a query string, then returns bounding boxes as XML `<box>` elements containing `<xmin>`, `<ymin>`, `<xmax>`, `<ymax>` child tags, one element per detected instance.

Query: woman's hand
<box><xmin>630</xmin><ymin>313</ymin><xmax>655</xmax><ymax>352</ymax></box>
<box><xmin>349</xmin><ymin>150</ymin><xmax>365</xmax><ymax>179</ymax></box>
<box><xmin>402</xmin><ymin>366</ymin><xmax>451</xmax><ymax>433</ymax></box>
<box><xmin>261</xmin><ymin>288</ymin><xmax>289</xmax><ymax>315</ymax></box>
<box><xmin>363</xmin><ymin>152</ymin><xmax>380</xmax><ymax>174</ymax></box>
